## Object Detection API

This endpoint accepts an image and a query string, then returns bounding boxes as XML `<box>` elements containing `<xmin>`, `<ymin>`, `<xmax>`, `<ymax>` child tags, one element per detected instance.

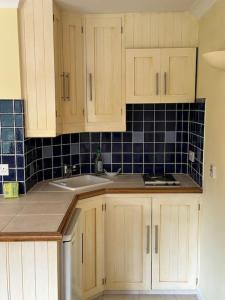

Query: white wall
<box><xmin>197</xmin><ymin>0</ymin><xmax>225</xmax><ymax>299</ymax></box>
<box><xmin>0</xmin><ymin>9</ymin><xmax>21</xmax><ymax>99</ymax></box>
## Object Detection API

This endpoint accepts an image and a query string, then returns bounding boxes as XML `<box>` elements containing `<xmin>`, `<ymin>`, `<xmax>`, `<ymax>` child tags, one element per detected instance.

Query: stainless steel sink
<box><xmin>49</xmin><ymin>175</ymin><xmax>112</xmax><ymax>191</ymax></box>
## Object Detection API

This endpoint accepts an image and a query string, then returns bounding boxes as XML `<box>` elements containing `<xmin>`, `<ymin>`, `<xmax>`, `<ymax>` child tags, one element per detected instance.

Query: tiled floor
<box><xmin>95</xmin><ymin>295</ymin><xmax>197</xmax><ymax>300</ymax></box>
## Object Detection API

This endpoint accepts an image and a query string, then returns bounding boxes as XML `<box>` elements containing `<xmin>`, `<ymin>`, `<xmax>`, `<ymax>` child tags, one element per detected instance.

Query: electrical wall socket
<box><xmin>210</xmin><ymin>164</ymin><xmax>216</xmax><ymax>179</ymax></box>
<box><xmin>189</xmin><ymin>151</ymin><xmax>195</xmax><ymax>163</ymax></box>
<box><xmin>0</xmin><ymin>164</ymin><xmax>9</xmax><ymax>176</ymax></box>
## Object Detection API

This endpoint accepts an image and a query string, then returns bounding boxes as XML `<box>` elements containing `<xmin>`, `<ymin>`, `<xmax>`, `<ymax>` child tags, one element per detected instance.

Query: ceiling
<box><xmin>56</xmin><ymin>0</ymin><xmax>217</xmax><ymax>16</ymax></box>
<box><xmin>0</xmin><ymin>0</ymin><xmax>217</xmax><ymax>18</ymax></box>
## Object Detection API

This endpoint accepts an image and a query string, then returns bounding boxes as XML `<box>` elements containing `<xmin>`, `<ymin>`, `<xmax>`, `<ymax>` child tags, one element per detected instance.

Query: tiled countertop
<box><xmin>0</xmin><ymin>174</ymin><xmax>202</xmax><ymax>241</ymax></box>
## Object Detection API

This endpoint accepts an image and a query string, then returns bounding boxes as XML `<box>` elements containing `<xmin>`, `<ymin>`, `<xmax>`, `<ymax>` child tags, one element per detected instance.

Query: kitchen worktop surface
<box><xmin>0</xmin><ymin>174</ymin><xmax>202</xmax><ymax>241</ymax></box>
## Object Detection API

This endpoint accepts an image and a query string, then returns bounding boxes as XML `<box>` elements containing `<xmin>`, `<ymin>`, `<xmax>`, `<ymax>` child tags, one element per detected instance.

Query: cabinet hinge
<box><xmin>53</xmin><ymin>14</ymin><xmax>55</xmax><ymax>22</ymax></box>
<box><xmin>196</xmin><ymin>278</ymin><xmax>199</xmax><ymax>286</ymax></box>
<box><xmin>81</xmin><ymin>26</ymin><xmax>84</xmax><ymax>34</ymax></box>
<box><xmin>198</xmin><ymin>204</ymin><xmax>201</xmax><ymax>211</ymax></box>
<box><xmin>121</xmin><ymin>26</ymin><xmax>123</xmax><ymax>34</ymax></box>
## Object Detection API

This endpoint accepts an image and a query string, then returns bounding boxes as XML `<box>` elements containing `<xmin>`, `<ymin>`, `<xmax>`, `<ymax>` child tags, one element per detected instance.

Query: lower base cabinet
<box><xmin>72</xmin><ymin>193</ymin><xmax>200</xmax><ymax>299</ymax></box>
<box><xmin>105</xmin><ymin>195</ymin><xmax>152</xmax><ymax>291</ymax></box>
<box><xmin>74</xmin><ymin>197</ymin><xmax>105</xmax><ymax>299</ymax></box>
<box><xmin>152</xmin><ymin>195</ymin><xmax>199</xmax><ymax>290</ymax></box>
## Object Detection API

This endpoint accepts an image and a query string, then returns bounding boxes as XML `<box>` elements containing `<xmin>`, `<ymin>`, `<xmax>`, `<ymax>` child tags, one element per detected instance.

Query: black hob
<box><xmin>143</xmin><ymin>174</ymin><xmax>180</xmax><ymax>186</ymax></box>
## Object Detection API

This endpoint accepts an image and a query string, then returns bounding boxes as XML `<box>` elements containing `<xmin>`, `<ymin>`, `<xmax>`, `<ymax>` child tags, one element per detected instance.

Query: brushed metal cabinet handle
<box><xmin>164</xmin><ymin>72</ymin><xmax>167</xmax><ymax>95</ymax></box>
<box><xmin>146</xmin><ymin>225</ymin><xmax>150</xmax><ymax>254</ymax></box>
<box><xmin>81</xmin><ymin>233</ymin><xmax>84</xmax><ymax>264</ymax></box>
<box><xmin>155</xmin><ymin>225</ymin><xmax>159</xmax><ymax>254</ymax></box>
<box><xmin>89</xmin><ymin>73</ymin><xmax>93</xmax><ymax>101</ymax></box>
<box><xmin>156</xmin><ymin>72</ymin><xmax>159</xmax><ymax>95</ymax></box>
<box><xmin>65</xmin><ymin>73</ymin><xmax>70</xmax><ymax>101</ymax></box>
<box><xmin>61</xmin><ymin>72</ymin><xmax>65</xmax><ymax>100</ymax></box>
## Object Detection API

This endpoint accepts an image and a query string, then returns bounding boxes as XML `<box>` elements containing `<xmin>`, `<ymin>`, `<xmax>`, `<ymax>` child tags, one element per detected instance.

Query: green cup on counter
<box><xmin>3</xmin><ymin>182</ymin><xmax>19</xmax><ymax>199</ymax></box>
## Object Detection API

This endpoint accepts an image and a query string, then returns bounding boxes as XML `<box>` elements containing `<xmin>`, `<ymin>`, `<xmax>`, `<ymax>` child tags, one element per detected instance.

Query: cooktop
<box><xmin>143</xmin><ymin>174</ymin><xmax>180</xmax><ymax>186</ymax></box>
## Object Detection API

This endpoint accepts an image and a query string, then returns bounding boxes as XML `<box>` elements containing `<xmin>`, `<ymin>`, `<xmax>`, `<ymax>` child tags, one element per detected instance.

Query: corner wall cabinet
<box><xmin>126</xmin><ymin>48</ymin><xmax>196</xmax><ymax>103</ymax></box>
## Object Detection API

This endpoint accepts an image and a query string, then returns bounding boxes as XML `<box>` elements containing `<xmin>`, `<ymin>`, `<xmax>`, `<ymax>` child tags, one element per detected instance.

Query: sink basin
<box><xmin>49</xmin><ymin>175</ymin><xmax>112</xmax><ymax>191</ymax></box>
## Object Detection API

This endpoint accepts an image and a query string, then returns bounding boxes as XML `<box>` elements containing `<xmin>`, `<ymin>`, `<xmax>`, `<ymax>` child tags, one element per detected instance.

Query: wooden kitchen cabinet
<box><xmin>152</xmin><ymin>194</ymin><xmax>199</xmax><ymax>290</ymax></box>
<box><xmin>105</xmin><ymin>195</ymin><xmax>152</xmax><ymax>290</ymax></box>
<box><xmin>85</xmin><ymin>15</ymin><xmax>126</xmax><ymax>132</ymax></box>
<box><xmin>76</xmin><ymin>197</ymin><xmax>105</xmax><ymax>299</ymax></box>
<box><xmin>126</xmin><ymin>48</ymin><xmax>196</xmax><ymax>104</ymax></box>
<box><xmin>18</xmin><ymin>0</ymin><xmax>63</xmax><ymax>137</ymax></box>
<box><xmin>126</xmin><ymin>49</ymin><xmax>161</xmax><ymax>103</ymax></box>
<box><xmin>61</xmin><ymin>13</ymin><xmax>85</xmax><ymax>133</ymax></box>
<box><xmin>161</xmin><ymin>48</ymin><xmax>196</xmax><ymax>102</ymax></box>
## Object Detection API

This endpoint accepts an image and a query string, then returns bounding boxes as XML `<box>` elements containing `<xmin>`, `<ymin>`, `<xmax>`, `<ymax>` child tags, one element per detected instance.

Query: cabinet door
<box><xmin>126</xmin><ymin>49</ymin><xmax>161</xmax><ymax>103</ymax></box>
<box><xmin>62</xmin><ymin>13</ymin><xmax>85</xmax><ymax>133</ymax></box>
<box><xmin>53</xmin><ymin>4</ymin><xmax>63</xmax><ymax>135</ymax></box>
<box><xmin>105</xmin><ymin>196</ymin><xmax>151</xmax><ymax>290</ymax></box>
<box><xmin>18</xmin><ymin>0</ymin><xmax>58</xmax><ymax>137</ymax></box>
<box><xmin>160</xmin><ymin>48</ymin><xmax>196</xmax><ymax>103</ymax></box>
<box><xmin>152</xmin><ymin>195</ymin><xmax>199</xmax><ymax>290</ymax></box>
<box><xmin>77</xmin><ymin>197</ymin><xmax>105</xmax><ymax>299</ymax></box>
<box><xmin>85</xmin><ymin>15</ymin><xmax>125</xmax><ymax>132</ymax></box>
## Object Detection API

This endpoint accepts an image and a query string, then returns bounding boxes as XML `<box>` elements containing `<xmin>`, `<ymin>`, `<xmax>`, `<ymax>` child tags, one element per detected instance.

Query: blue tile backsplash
<box><xmin>24</xmin><ymin>102</ymin><xmax>205</xmax><ymax>192</ymax></box>
<box><xmin>0</xmin><ymin>100</ymin><xmax>205</xmax><ymax>194</ymax></box>
<box><xmin>0</xmin><ymin>100</ymin><xmax>25</xmax><ymax>194</ymax></box>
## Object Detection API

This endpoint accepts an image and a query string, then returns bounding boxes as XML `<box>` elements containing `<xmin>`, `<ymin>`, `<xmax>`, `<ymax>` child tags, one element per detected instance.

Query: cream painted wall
<box><xmin>197</xmin><ymin>0</ymin><xmax>225</xmax><ymax>299</ymax></box>
<box><xmin>0</xmin><ymin>9</ymin><xmax>21</xmax><ymax>99</ymax></box>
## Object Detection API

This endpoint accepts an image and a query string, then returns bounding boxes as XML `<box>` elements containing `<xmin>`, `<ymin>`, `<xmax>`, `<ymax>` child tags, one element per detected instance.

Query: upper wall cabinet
<box><xmin>126</xmin><ymin>48</ymin><xmax>196</xmax><ymax>103</ymax></box>
<box><xmin>18</xmin><ymin>0</ymin><xmax>63</xmax><ymax>137</ymax></box>
<box><xmin>124</xmin><ymin>12</ymin><xmax>199</xmax><ymax>49</ymax></box>
<box><xmin>61</xmin><ymin>13</ymin><xmax>85</xmax><ymax>133</ymax></box>
<box><xmin>85</xmin><ymin>15</ymin><xmax>126</xmax><ymax>132</ymax></box>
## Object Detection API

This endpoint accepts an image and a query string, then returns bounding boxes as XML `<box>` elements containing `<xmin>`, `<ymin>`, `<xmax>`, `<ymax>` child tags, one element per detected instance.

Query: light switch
<box><xmin>0</xmin><ymin>164</ymin><xmax>9</xmax><ymax>176</ymax></box>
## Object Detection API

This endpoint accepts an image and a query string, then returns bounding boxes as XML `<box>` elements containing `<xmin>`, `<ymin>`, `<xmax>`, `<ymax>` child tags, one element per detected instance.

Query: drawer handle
<box><xmin>155</xmin><ymin>225</ymin><xmax>159</xmax><ymax>254</ymax></box>
<box><xmin>146</xmin><ymin>225</ymin><xmax>150</xmax><ymax>254</ymax></box>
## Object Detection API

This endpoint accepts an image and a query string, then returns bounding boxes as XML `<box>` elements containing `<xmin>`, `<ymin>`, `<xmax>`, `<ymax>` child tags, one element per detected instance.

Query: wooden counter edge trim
<box><xmin>0</xmin><ymin>232</ymin><xmax>62</xmax><ymax>242</ymax></box>
<box><xmin>0</xmin><ymin>186</ymin><xmax>203</xmax><ymax>242</ymax></box>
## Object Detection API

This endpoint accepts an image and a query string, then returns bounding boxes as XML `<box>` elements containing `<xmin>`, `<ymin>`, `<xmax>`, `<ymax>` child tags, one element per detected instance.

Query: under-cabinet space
<box><xmin>126</xmin><ymin>48</ymin><xmax>196</xmax><ymax>104</ymax></box>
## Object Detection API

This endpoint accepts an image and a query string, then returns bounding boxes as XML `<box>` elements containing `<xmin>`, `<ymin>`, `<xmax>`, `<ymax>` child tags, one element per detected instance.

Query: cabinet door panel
<box><xmin>53</xmin><ymin>4</ymin><xmax>63</xmax><ymax>135</ymax></box>
<box><xmin>126</xmin><ymin>49</ymin><xmax>161</xmax><ymax>103</ymax></box>
<box><xmin>161</xmin><ymin>48</ymin><xmax>196</xmax><ymax>102</ymax></box>
<box><xmin>62</xmin><ymin>13</ymin><xmax>85</xmax><ymax>133</ymax></box>
<box><xmin>85</xmin><ymin>15</ymin><xmax>125</xmax><ymax>131</ymax></box>
<box><xmin>105</xmin><ymin>196</ymin><xmax>151</xmax><ymax>290</ymax></box>
<box><xmin>77</xmin><ymin>198</ymin><xmax>104</xmax><ymax>299</ymax></box>
<box><xmin>152</xmin><ymin>195</ymin><xmax>199</xmax><ymax>290</ymax></box>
